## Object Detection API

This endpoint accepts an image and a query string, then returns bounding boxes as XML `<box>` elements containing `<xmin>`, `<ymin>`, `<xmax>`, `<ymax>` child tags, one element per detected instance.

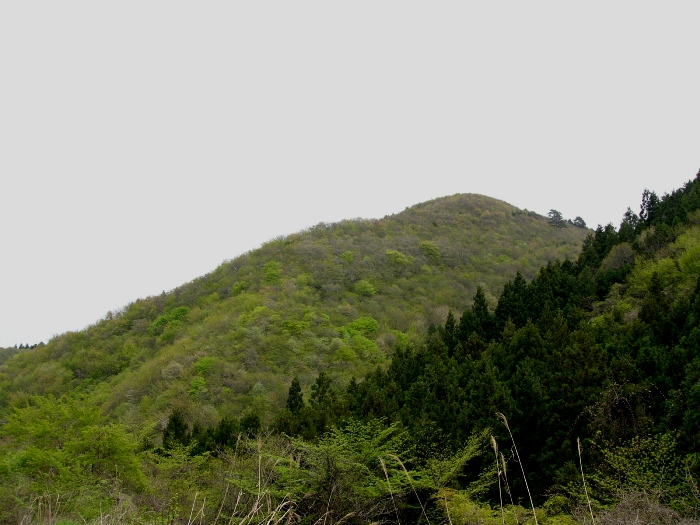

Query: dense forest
<box><xmin>2</xmin><ymin>175</ymin><xmax>700</xmax><ymax>524</ymax></box>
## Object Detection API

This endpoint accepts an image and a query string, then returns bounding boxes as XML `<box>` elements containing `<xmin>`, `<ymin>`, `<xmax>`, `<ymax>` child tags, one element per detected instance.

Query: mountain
<box><xmin>299</xmin><ymin>172</ymin><xmax>700</xmax><ymax>512</ymax></box>
<box><xmin>3</xmin><ymin>175</ymin><xmax>700</xmax><ymax>524</ymax></box>
<box><xmin>0</xmin><ymin>194</ymin><xmax>588</xmax><ymax>428</ymax></box>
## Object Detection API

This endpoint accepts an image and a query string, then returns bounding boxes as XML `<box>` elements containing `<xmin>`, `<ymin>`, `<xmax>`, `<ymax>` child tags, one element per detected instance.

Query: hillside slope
<box><xmin>0</xmin><ymin>194</ymin><xmax>588</xmax><ymax>428</ymax></box>
<box><xmin>267</xmin><ymin>171</ymin><xmax>700</xmax><ymax>507</ymax></box>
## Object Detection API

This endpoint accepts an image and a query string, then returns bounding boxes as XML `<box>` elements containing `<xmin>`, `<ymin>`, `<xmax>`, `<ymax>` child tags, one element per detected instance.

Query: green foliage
<box><xmin>674</xmin><ymin>226</ymin><xmax>700</xmax><ymax>275</ymax></box>
<box><xmin>0</xmin><ymin>394</ymin><xmax>144</xmax><ymax>521</ymax></box>
<box><xmin>591</xmin><ymin>433</ymin><xmax>688</xmax><ymax>509</ymax></box>
<box><xmin>188</xmin><ymin>375</ymin><xmax>207</xmax><ymax>397</ymax></box>
<box><xmin>275</xmin><ymin>419</ymin><xmax>415</xmax><ymax>523</ymax></box>
<box><xmin>386</xmin><ymin>249</ymin><xmax>414</xmax><ymax>270</ymax></box>
<box><xmin>169</xmin><ymin>306</ymin><xmax>190</xmax><ymax>321</ymax></box>
<box><xmin>263</xmin><ymin>260</ymin><xmax>282</xmax><ymax>284</ymax></box>
<box><xmin>141</xmin><ymin>444</ymin><xmax>211</xmax><ymax>519</ymax></box>
<box><xmin>281</xmin><ymin>319</ymin><xmax>311</xmax><ymax>334</ymax></box>
<box><xmin>193</xmin><ymin>356</ymin><xmax>218</xmax><ymax>375</ymax></box>
<box><xmin>437</xmin><ymin>489</ymin><xmax>534</xmax><ymax>525</ymax></box>
<box><xmin>149</xmin><ymin>315</ymin><xmax>170</xmax><ymax>335</ymax></box>
<box><xmin>419</xmin><ymin>240</ymin><xmax>441</xmax><ymax>264</ymax></box>
<box><xmin>417</xmin><ymin>428</ymin><xmax>492</xmax><ymax>493</ymax></box>
<box><xmin>0</xmin><ymin>346</ymin><xmax>24</xmax><ymax>367</ymax></box>
<box><xmin>231</xmin><ymin>279</ymin><xmax>250</xmax><ymax>295</ymax></box>
<box><xmin>354</xmin><ymin>279</ymin><xmax>377</xmax><ymax>296</ymax></box>
<box><xmin>149</xmin><ymin>305</ymin><xmax>190</xmax><ymax>336</ymax></box>
<box><xmin>350</xmin><ymin>333</ymin><xmax>379</xmax><ymax>359</ymax></box>
<box><xmin>345</xmin><ymin>316</ymin><xmax>379</xmax><ymax>338</ymax></box>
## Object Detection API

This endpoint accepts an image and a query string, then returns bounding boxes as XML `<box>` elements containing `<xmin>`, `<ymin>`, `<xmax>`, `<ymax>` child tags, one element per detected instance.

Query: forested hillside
<box><xmin>0</xmin><ymin>194</ymin><xmax>586</xmax><ymax>429</ymax></box>
<box><xmin>268</xmin><ymin>171</ymin><xmax>700</xmax><ymax>523</ymax></box>
<box><xmin>284</xmin><ymin>174</ymin><xmax>700</xmax><ymax>488</ymax></box>
<box><xmin>5</xmin><ymin>173</ymin><xmax>700</xmax><ymax>524</ymax></box>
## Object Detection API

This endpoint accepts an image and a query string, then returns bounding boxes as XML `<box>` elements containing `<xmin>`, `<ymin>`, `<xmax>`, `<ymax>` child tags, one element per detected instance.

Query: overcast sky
<box><xmin>1</xmin><ymin>2</ymin><xmax>698</xmax><ymax>347</ymax></box>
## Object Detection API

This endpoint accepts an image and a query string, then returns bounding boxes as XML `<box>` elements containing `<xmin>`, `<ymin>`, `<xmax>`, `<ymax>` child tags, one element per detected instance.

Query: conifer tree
<box><xmin>547</xmin><ymin>209</ymin><xmax>565</xmax><ymax>228</ymax></box>
<box><xmin>441</xmin><ymin>311</ymin><xmax>458</xmax><ymax>354</ymax></box>
<box><xmin>286</xmin><ymin>377</ymin><xmax>304</xmax><ymax>415</ymax></box>
<box><xmin>472</xmin><ymin>286</ymin><xmax>494</xmax><ymax>340</ymax></box>
<box><xmin>163</xmin><ymin>409</ymin><xmax>189</xmax><ymax>449</ymax></box>
<box><xmin>310</xmin><ymin>371</ymin><xmax>335</xmax><ymax>408</ymax></box>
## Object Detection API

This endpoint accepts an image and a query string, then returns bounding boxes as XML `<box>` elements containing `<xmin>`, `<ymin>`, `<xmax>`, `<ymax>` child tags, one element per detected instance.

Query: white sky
<box><xmin>1</xmin><ymin>2</ymin><xmax>698</xmax><ymax>347</ymax></box>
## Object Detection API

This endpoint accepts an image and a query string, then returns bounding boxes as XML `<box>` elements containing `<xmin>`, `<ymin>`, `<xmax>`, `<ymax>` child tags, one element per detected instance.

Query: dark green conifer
<box><xmin>310</xmin><ymin>371</ymin><xmax>335</xmax><ymax>408</ymax></box>
<box><xmin>240</xmin><ymin>411</ymin><xmax>260</xmax><ymax>436</ymax></box>
<box><xmin>163</xmin><ymin>408</ymin><xmax>189</xmax><ymax>449</ymax></box>
<box><xmin>286</xmin><ymin>377</ymin><xmax>304</xmax><ymax>415</ymax></box>
<box><xmin>494</xmin><ymin>271</ymin><xmax>530</xmax><ymax>333</ymax></box>
<box><xmin>441</xmin><ymin>311</ymin><xmax>458</xmax><ymax>354</ymax></box>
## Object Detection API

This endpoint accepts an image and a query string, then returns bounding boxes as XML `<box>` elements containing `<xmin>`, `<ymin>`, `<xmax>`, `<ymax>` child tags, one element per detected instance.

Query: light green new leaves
<box><xmin>0</xmin><ymin>394</ymin><xmax>144</xmax><ymax>519</ymax></box>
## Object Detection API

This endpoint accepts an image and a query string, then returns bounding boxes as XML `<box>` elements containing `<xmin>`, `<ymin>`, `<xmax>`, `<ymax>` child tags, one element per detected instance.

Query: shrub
<box><xmin>193</xmin><ymin>356</ymin><xmax>218</xmax><ymax>375</ymax></box>
<box><xmin>231</xmin><ymin>280</ymin><xmax>250</xmax><ymax>295</ymax></box>
<box><xmin>264</xmin><ymin>261</ymin><xmax>282</xmax><ymax>284</ymax></box>
<box><xmin>346</xmin><ymin>316</ymin><xmax>379</xmax><ymax>338</ymax></box>
<box><xmin>188</xmin><ymin>376</ymin><xmax>207</xmax><ymax>398</ymax></box>
<box><xmin>354</xmin><ymin>279</ymin><xmax>377</xmax><ymax>297</ymax></box>
<box><xmin>161</xmin><ymin>361</ymin><xmax>184</xmax><ymax>380</ymax></box>
<box><xmin>386</xmin><ymin>249</ymin><xmax>413</xmax><ymax>267</ymax></box>
<box><xmin>419</xmin><ymin>240</ymin><xmax>441</xmax><ymax>264</ymax></box>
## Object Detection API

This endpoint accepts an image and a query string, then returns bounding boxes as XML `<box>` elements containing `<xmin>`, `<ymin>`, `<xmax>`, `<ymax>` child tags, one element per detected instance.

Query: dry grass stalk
<box><xmin>500</xmin><ymin>452</ymin><xmax>520</xmax><ymax>525</ymax></box>
<box><xmin>578</xmin><ymin>438</ymin><xmax>596</xmax><ymax>525</ymax></box>
<box><xmin>213</xmin><ymin>481</ymin><xmax>231</xmax><ymax>525</ymax></box>
<box><xmin>387</xmin><ymin>453</ymin><xmax>431</xmax><ymax>525</ymax></box>
<box><xmin>444</xmin><ymin>493</ymin><xmax>453</xmax><ymax>525</ymax></box>
<box><xmin>492</xmin><ymin>435</ymin><xmax>505</xmax><ymax>525</ymax></box>
<box><xmin>379</xmin><ymin>456</ymin><xmax>402</xmax><ymax>525</ymax></box>
<box><xmin>496</xmin><ymin>412</ymin><xmax>538</xmax><ymax>525</ymax></box>
<box><xmin>21</xmin><ymin>492</ymin><xmax>65</xmax><ymax>525</ymax></box>
<box><xmin>187</xmin><ymin>492</ymin><xmax>205</xmax><ymax>525</ymax></box>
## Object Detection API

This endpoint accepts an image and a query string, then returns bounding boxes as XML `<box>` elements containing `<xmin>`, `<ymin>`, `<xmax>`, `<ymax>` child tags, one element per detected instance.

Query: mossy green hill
<box><xmin>0</xmin><ymin>194</ymin><xmax>588</xmax><ymax>428</ymax></box>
